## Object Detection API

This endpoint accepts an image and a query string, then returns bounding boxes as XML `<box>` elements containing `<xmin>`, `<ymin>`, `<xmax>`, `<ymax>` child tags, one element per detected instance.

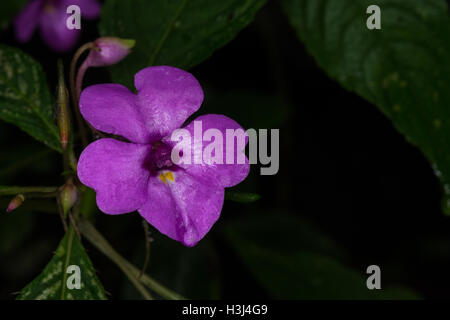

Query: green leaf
<box><xmin>17</xmin><ymin>228</ymin><xmax>107</xmax><ymax>300</ymax></box>
<box><xmin>281</xmin><ymin>0</ymin><xmax>450</xmax><ymax>213</ymax></box>
<box><xmin>224</xmin><ymin>213</ymin><xmax>420</xmax><ymax>299</ymax></box>
<box><xmin>225</xmin><ymin>191</ymin><xmax>261</xmax><ymax>203</ymax></box>
<box><xmin>0</xmin><ymin>0</ymin><xmax>27</xmax><ymax>31</ymax></box>
<box><xmin>0</xmin><ymin>45</ymin><xmax>61</xmax><ymax>152</ymax></box>
<box><xmin>99</xmin><ymin>0</ymin><xmax>267</xmax><ymax>86</ymax></box>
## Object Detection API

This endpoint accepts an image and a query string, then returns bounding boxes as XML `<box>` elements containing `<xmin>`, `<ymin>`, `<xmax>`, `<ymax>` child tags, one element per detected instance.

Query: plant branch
<box><xmin>56</xmin><ymin>193</ymin><xmax>68</xmax><ymax>232</ymax></box>
<box><xmin>78</xmin><ymin>218</ymin><xmax>185</xmax><ymax>300</ymax></box>
<box><xmin>123</xmin><ymin>259</ymin><xmax>186</xmax><ymax>300</ymax></box>
<box><xmin>60</xmin><ymin>225</ymin><xmax>75</xmax><ymax>299</ymax></box>
<box><xmin>0</xmin><ymin>186</ymin><xmax>58</xmax><ymax>196</ymax></box>
<box><xmin>139</xmin><ymin>219</ymin><xmax>151</xmax><ymax>278</ymax></box>
<box><xmin>77</xmin><ymin>218</ymin><xmax>154</xmax><ymax>300</ymax></box>
<box><xmin>69</xmin><ymin>42</ymin><xmax>93</xmax><ymax>148</ymax></box>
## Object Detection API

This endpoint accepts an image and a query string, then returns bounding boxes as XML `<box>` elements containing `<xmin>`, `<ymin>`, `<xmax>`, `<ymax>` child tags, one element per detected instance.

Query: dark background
<box><xmin>1</xmin><ymin>0</ymin><xmax>449</xmax><ymax>299</ymax></box>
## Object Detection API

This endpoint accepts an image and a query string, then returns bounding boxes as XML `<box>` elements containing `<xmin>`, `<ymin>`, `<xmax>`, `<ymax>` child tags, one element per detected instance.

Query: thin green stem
<box><xmin>0</xmin><ymin>186</ymin><xmax>58</xmax><ymax>196</ymax></box>
<box><xmin>68</xmin><ymin>212</ymin><xmax>81</xmax><ymax>239</ymax></box>
<box><xmin>56</xmin><ymin>193</ymin><xmax>69</xmax><ymax>232</ymax></box>
<box><xmin>77</xmin><ymin>218</ymin><xmax>154</xmax><ymax>300</ymax></box>
<box><xmin>60</xmin><ymin>225</ymin><xmax>75</xmax><ymax>299</ymax></box>
<box><xmin>69</xmin><ymin>42</ymin><xmax>93</xmax><ymax>148</ymax></box>
<box><xmin>78</xmin><ymin>218</ymin><xmax>185</xmax><ymax>300</ymax></box>
<box><xmin>75</xmin><ymin>61</ymin><xmax>89</xmax><ymax>102</ymax></box>
<box><xmin>139</xmin><ymin>219</ymin><xmax>151</xmax><ymax>278</ymax></box>
<box><xmin>124</xmin><ymin>260</ymin><xmax>186</xmax><ymax>300</ymax></box>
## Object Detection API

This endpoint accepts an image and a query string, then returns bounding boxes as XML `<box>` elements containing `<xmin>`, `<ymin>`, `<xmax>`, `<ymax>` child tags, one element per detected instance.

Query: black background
<box><xmin>1</xmin><ymin>0</ymin><xmax>449</xmax><ymax>299</ymax></box>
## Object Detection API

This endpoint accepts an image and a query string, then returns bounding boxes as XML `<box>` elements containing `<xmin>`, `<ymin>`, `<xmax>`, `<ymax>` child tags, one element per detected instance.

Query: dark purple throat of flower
<box><xmin>144</xmin><ymin>141</ymin><xmax>179</xmax><ymax>183</ymax></box>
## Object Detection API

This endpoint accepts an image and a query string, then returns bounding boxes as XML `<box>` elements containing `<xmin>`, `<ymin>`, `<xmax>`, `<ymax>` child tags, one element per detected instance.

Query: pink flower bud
<box><xmin>85</xmin><ymin>37</ymin><xmax>135</xmax><ymax>67</ymax></box>
<box><xmin>6</xmin><ymin>194</ymin><xmax>25</xmax><ymax>213</ymax></box>
<box><xmin>61</xmin><ymin>179</ymin><xmax>78</xmax><ymax>217</ymax></box>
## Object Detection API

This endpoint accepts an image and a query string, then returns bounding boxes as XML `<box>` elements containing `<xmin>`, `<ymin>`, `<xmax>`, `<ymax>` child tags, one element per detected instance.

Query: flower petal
<box><xmin>63</xmin><ymin>0</ymin><xmax>101</xmax><ymax>19</ymax></box>
<box><xmin>134</xmin><ymin>66</ymin><xmax>204</xmax><ymax>141</ymax></box>
<box><xmin>166</xmin><ymin>114</ymin><xmax>250</xmax><ymax>188</ymax></box>
<box><xmin>14</xmin><ymin>0</ymin><xmax>42</xmax><ymax>43</ymax></box>
<box><xmin>39</xmin><ymin>5</ymin><xmax>80</xmax><ymax>52</ymax></box>
<box><xmin>78</xmin><ymin>138</ymin><xmax>150</xmax><ymax>214</ymax></box>
<box><xmin>80</xmin><ymin>84</ymin><xmax>152</xmax><ymax>144</ymax></box>
<box><xmin>138</xmin><ymin>171</ymin><xmax>224</xmax><ymax>247</ymax></box>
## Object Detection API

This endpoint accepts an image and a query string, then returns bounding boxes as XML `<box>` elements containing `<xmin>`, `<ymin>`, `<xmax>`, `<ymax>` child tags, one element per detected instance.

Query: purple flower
<box><xmin>14</xmin><ymin>0</ymin><xmax>101</xmax><ymax>52</ymax></box>
<box><xmin>77</xmin><ymin>66</ymin><xmax>250</xmax><ymax>246</ymax></box>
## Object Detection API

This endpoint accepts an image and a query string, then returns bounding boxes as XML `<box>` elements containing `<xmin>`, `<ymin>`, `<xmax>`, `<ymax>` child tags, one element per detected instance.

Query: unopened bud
<box><xmin>6</xmin><ymin>194</ymin><xmax>25</xmax><ymax>213</ymax></box>
<box><xmin>60</xmin><ymin>179</ymin><xmax>78</xmax><ymax>217</ymax></box>
<box><xmin>57</xmin><ymin>59</ymin><xmax>71</xmax><ymax>150</ymax></box>
<box><xmin>86</xmin><ymin>37</ymin><xmax>135</xmax><ymax>67</ymax></box>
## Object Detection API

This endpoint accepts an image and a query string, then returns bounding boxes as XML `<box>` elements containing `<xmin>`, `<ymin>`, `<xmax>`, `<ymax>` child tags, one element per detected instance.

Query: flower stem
<box><xmin>123</xmin><ymin>259</ymin><xmax>186</xmax><ymax>300</ymax></box>
<box><xmin>75</xmin><ymin>60</ymin><xmax>89</xmax><ymax>101</ymax></box>
<box><xmin>0</xmin><ymin>186</ymin><xmax>58</xmax><ymax>197</ymax></box>
<box><xmin>70</xmin><ymin>42</ymin><xmax>93</xmax><ymax>148</ymax></box>
<box><xmin>77</xmin><ymin>218</ymin><xmax>154</xmax><ymax>300</ymax></box>
<box><xmin>60</xmin><ymin>224</ymin><xmax>75</xmax><ymax>299</ymax></box>
<box><xmin>56</xmin><ymin>193</ymin><xmax>69</xmax><ymax>232</ymax></box>
<box><xmin>78</xmin><ymin>218</ymin><xmax>185</xmax><ymax>300</ymax></box>
<box><xmin>139</xmin><ymin>219</ymin><xmax>151</xmax><ymax>278</ymax></box>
